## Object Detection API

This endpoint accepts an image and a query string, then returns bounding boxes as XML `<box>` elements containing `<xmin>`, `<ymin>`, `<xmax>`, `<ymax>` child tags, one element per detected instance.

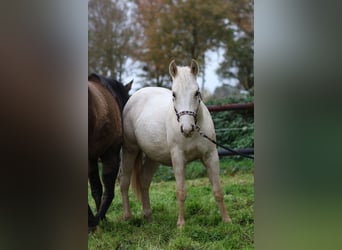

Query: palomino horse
<box><xmin>119</xmin><ymin>59</ymin><xmax>231</xmax><ymax>227</ymax></box>
<box><xmin>88</xmin><ymin>73</ymin><xmax>132</xmax><ymax>232</ymax></box>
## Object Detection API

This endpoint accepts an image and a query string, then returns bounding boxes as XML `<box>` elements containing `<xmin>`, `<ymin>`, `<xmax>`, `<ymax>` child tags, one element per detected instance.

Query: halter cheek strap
<box><xmin>173</xmin><ymin>89</ymin><xmax>202</xmax><ymax>124</ymax></box>
<box><xmin>173</xmin><ymin>97</ymin><xmax>201</xmax><ymax>124</ymax></box>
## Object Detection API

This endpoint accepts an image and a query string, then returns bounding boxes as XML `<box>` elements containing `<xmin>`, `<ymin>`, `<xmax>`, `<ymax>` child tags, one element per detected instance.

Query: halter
<box><xmin>174</xmin><ymin>109</ymin><xmax>198</xmax><ymax>124</ymax></box>
<box><xmin>173</xmin><ymin>91</ymin><xmax>202</xmax><ymax>125</ymax></box>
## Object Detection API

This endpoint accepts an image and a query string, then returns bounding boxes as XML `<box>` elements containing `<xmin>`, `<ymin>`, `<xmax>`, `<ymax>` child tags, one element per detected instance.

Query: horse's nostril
<box><xmin>180</xmin><ymin>124</ymin><xmax>195</xmax><ymax>137</ymax></box>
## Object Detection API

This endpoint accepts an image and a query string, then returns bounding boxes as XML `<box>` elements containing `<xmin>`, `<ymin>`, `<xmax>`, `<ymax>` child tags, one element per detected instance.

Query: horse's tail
<box><xmin>131</xmin><ymin>151</ymin><xmax>143</xmax><ymax>202</ymax></box>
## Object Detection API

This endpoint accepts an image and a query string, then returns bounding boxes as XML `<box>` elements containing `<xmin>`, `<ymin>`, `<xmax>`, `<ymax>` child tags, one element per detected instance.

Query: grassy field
<box><xmin>88</xmin><ymin>158</ymin><xmax>254</xmax><ymax>249</ymax></box>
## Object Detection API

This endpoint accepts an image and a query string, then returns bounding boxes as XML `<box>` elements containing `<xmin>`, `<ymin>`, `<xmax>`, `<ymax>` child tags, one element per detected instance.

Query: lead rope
<box><xmin>195</xmin><ymin>125</ymin><xmax>254</xmax><ymax>160</ymax></box>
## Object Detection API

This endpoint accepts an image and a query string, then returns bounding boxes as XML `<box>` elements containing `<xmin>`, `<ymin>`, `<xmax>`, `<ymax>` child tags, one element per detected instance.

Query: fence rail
<box><xmin>207</xmin><ymin>103</ymin><xmax>254</xmax><ymax>112</ymax></box>
<box><xmin>207</xmin><ymin>102</ymin><xmax>254</xmax><ymax>158</ymax></box>
<box><xmin>218</xmin><ymin>148</ymin><xmax>254</xmax><ymax>157</ymax></box>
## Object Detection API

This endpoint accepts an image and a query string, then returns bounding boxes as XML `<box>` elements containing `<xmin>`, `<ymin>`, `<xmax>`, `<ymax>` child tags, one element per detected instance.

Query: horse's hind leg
<box><xmin>140</xmin><ymin>157</ymin><xmax>159</xmax><ymax>221</ymax></box>
<box><xmin>97</xmin><ymin>146</ymin><xmax>121</xmax><ymax>221</ymax></box>
<box><xmin>89</xmin><ymin>158</ymin><xmax>102</xmax><ymax>212</ymax></box>
<box><xmin>202</xmin><ymin>152</ymin><xmax>231</xmax><ymax>223</ymax></box>
<box><xmin>119</xmin><ymin>147</ymin><xmax>140</xmax><ymax>220</ymax></box>
<box><xmin>88</xmin><ymin>203</ymin><xmax>98</xmax><ymax>232</ymax></box>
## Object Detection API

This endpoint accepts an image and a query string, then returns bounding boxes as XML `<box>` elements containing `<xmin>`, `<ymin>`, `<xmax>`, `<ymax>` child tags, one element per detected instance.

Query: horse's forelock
<box><xmin>172</xmin><ymin>67</ymin><xmax>198</xmax><ymax>91</ymax></box>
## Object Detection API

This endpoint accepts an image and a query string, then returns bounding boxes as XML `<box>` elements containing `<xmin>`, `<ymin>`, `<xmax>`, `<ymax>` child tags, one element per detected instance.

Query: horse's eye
<box><xmin>172</xmin><ymin>92</ymin><xmax>176</xmax><ymax>98</ymax></box>
<box><xmin>195</xmin><ymin>90</ymin><xmax>200</xmax><ymax>97</ymax></box>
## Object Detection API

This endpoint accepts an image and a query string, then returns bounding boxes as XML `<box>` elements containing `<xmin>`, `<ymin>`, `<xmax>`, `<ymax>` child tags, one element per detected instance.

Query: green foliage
<box><xmin>132</xmin><ymin>0</ymin><xmax>235</xmax><ymax>87</ymax></box>
<box><xmin>217</xmin><ymin>36</ymin><xmax>254</xmax><ymax>90</ymax></box>
<box><xmin>205</xmin><ymin>93</ymin><xmax>254</xmax><ymax>152</ymax></box>
<box><xmin>88</xmin><ymin>0</ymin><xmax>254</xmax><ymax>91</ymax></box>
<box><xmin>153</xmin><ymin>158</ymin><xmax>254</xmax><ymax>183</ymax></box>
<box><xmin>88</xmin><ymin>163</ymin><xmax>254</xmax><ymax>249</ymax></box>
<box><xmin>217</xmin><ymin>0</ymin><xmax>254</xmax><ymax>90</ymax></box>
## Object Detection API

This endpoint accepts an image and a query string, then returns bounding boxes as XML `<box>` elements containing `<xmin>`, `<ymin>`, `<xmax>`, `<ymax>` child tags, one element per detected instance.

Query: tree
<box><xmin>131</xmin><ymin>0</ymin><xmax>172</xmax><ymax>87</ymax></box>
<box><xmin>217</xmin><ymin>0</ymin><xmax>254</xmax><ymax>90</ymax></box>
<box><xmin>132</xmin><ymin>0</ymin><xmax>231</xmax><ymax>88</ymax></box>
<box><xmin>88</xmin><ymin>0</ymin><xmax>136</xmax><ymax>81</ymax></box>
<box><xmin>212</xmin><ymin>84</ymin><xmax>244</xmax><ymax>99</ymax></box>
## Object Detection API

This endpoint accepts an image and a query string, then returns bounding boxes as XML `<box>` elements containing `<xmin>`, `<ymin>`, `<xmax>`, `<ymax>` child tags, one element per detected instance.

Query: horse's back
<box><xmin>123</xmin><ymin>87</ymin><xmax>173</xmax><ymax>164</ymax></box>
<box><xmin>88</xmin><ymin>81</ymin><xmax>123</xmax><ymax>159</ymax></box>
<box><xmin>124</xmin><ymin>87</ymin><xmax>171</xmax><ymax>124</ymax></box>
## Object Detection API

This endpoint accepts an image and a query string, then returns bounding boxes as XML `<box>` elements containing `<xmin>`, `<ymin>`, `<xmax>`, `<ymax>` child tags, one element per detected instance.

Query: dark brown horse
<box><xmin>88</xmin><ymin>73</ymin><xmax>132</xmax><ymax>232</ymax></box>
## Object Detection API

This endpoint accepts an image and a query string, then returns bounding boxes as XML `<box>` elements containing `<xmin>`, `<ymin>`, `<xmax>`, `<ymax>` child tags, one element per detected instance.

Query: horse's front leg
<box><xmin>171</xmin><ymin>150</ymin><xmax>187</xmax><ymax>228</ymax></box>
<box><xmin>202</xmin><ymin>151</ymin><xmax>231</xmax><ymax>223</ymax></box>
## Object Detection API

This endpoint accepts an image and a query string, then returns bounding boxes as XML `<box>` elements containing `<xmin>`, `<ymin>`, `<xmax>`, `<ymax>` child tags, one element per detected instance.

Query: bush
<box><xmin>153</xmin><ymin>158</ymin><xmax>254</xmax><ymax>182</ymax></box>
<box><xmin>205</xmin><ymin>91</ymin><xmax>254</xmax><ymax>150</ymax></box>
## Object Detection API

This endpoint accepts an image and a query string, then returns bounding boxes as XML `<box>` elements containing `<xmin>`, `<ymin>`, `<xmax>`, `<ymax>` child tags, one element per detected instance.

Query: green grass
<box><xmin>88</xmin><ymin>158</ymin><xmax>254</xmax><ymax>249</ymax></box>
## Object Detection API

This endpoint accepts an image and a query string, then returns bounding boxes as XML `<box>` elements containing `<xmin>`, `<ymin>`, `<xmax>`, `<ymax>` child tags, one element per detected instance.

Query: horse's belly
<box><xmin>135</xmin><ymin>127</ymin><xmax>205</xmax><ymax>166</ymax></box>
<box><xmin>123</xmin><ymin>87</ymin><xmax>173</xmax><ymax>165</ymax></box>
<box><xmin>135</xmin><ymin>125</ymin><xmax>173</xmax><ymax>166</ymax></box>
<box><xmin>142</xmin><ymin>146</ymin><xmax>172</xmax><ymax>166</ymax></box>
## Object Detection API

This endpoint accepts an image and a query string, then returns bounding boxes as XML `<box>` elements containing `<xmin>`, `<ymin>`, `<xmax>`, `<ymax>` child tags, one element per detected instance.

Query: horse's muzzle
<box><xmin>180</xmin><ymin>124</ymin><xmax>195</xmax><ymax>137</ymax></box>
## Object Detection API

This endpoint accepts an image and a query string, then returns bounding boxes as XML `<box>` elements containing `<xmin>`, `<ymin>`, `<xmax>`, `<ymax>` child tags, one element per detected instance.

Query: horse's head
<box><xmin>169</xmin><ymin>59</ymin><xmax>202</xmax><ymax>137</ymax></box>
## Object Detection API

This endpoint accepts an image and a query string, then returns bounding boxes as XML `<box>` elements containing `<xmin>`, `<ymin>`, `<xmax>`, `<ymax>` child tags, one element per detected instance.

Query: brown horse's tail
<box><xmin>131</xmin><ymin>151</ymin><xmax>143</xmax><ymax>202</ymax></box>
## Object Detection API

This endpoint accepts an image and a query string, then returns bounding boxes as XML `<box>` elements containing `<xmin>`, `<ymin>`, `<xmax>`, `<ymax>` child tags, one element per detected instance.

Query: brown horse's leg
<box><xmin>88</xmin><ymin>204</ymin><xmax>98</xmax><ymax>233</ymax></box>
<box><xmin>97</xmin><ymin>146</ymin><xmax>120</xmax><ymax>221</ymax></box>
<box><xmin>171</xmin><ymin>150</ymin><xmax>187</xmax><ymax>228</ymax></box>
<box><xmin>140</xmin><ymin>157</ymin><xmax>159</xmax><ymax>221</ymax></box>
<box><xmin>119</xmin><ymin>148</ymin><xmax>139</xmax><ymax>221</ymax></box>
<box><xmin>202</xmin><ymin>152</ymin><xmax>231</xmax><ymax>223</ymax></box>
<box><xmin>89</xmin><ymin>158</ymin><xmax>102</xmax><ymax>212</ymax></box>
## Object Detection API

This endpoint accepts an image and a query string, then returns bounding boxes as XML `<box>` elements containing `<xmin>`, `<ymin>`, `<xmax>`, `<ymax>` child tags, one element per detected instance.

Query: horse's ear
<box><xmin>125</xmin><ymin>80</ymin><xmax>133</xmax><ymax>93</ymax></box>
<box><xmin>190</xmin><ymin>59</ymin><xmax>199</xmax><ymax>76</ymax></box>
<box><xmin>169</xmin><ymin>60</ymin><xmax>177</xmax><ymax>78</ymax></box>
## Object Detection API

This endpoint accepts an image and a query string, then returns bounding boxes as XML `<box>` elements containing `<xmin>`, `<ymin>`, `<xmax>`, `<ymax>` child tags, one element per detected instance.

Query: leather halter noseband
<box><xmin>174</xmin><ymin>109</ymin><xmax>198</xmax><ymax>124</ymax></box>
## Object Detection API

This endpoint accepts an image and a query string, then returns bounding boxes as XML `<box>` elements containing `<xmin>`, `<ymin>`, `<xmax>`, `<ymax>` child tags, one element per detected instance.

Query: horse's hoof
<box><xmin>223</xmin><ymin>217</ymin><xmax>232</xmax><ymax>223</ymax></box>
<box><xmin>88</xmin><ymin>226</ymin><xmax>97</xmax><ymax>234</ymax></box>
<box><xmin>177</xmin><ymin>220</ymin><xmax>185</xmax><ymax>228</ymax></box>
<box><xmin>122</xmin><ymin>214</ymin><xmax>132</xmax><ymax>221</ymax></box>
<box><xmin>143</xmin><ymin>215</ymin><xmax>153</xmax><ymax>223</ymax></box>
<box><xmin>99</xmin><ymin>216</ymin><xmax>107</xmax><ymax>221</ymax></box>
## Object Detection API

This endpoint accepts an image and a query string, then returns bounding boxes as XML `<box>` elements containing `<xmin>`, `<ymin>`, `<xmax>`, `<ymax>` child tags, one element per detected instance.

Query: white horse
<box><xmin>119</xmin><ymin>59</ymin><xmax>231</xmax><ymax>227</ymax></box>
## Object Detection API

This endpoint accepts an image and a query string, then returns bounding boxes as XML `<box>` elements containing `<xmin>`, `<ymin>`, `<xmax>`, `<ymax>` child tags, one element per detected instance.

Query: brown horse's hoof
<box><xmin>143</xmin><ymin>215</ymin><xmax>153</xmax><ymax>223</ymax></box>
<box><xmin>98</xmin><ymin>215</ymin><xmax>107</xmax><ymax>221</ymax></box>
<box><xmin>88</xmin><ymin>226</ymin><xmax>97</xmax><ymax>234</ymax></box>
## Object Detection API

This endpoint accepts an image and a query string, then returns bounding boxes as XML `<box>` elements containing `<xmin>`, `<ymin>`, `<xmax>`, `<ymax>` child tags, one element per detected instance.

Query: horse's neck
<box><xmin>196</xmin><ymin>102</ymin><xmax>215</xmax><ymax>132</ymax></box>
<box><xmin>197</xmin><ymin>102</ymin><xmax>205</xmax><ymax>125</ymax></box>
